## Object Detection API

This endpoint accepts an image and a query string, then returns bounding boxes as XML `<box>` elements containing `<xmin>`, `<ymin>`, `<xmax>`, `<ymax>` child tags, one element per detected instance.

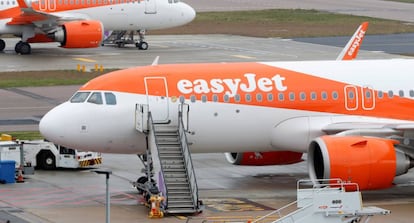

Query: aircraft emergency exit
<box><xmin>40</xmin><ymin>58</ymin><xmax>414</xmax><ymax>191</ymax></box>
<box><xmin>0</xmin><ymin>0</ymin><xmax>195</xmax><ymax>54</ymax></box>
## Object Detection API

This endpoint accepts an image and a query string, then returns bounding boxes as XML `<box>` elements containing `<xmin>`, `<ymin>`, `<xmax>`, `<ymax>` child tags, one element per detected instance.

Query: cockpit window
<box><xmin>87</xmin><ymin>92</ymin><xmax>103</xmax><ymax>104</ymax></box>
<box><xmin>105</xmin><ymin>92</ymin><xmax>117</xmax><ymax>105</ymax></box>
<box><xmin>70</xmin><ymin>92</ymin><xmax>91</xmax><ymax>103</ymax></box>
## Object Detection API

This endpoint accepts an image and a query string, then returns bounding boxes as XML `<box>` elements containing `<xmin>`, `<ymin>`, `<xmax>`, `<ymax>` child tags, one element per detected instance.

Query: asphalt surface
<box><xmin>184</xmin><ymin>0</ymin><xmax>414</xmax><ymax>22</ymax></box>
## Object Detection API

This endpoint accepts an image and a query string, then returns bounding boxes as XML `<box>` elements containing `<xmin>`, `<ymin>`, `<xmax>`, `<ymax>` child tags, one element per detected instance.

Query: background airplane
<box><xmin>0</xmin><ymin>0</ymin><xmax>195</xmax><ymax>54</ymax></box>
<box><xmin>40</xmin><ymin>58</ymin><xmax>414</xmax><ymax>193</ymax></box>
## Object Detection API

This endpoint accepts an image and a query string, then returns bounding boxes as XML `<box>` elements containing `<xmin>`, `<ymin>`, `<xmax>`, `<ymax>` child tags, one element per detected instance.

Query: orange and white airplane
<box><xmin>0</xmin><ymin>0</ymin><xmax>195</xmax><ymax>54</ymax></box>
<box><xmin>40</xmin><ymin>57</ymin><xmax>414</xmax><ymax>191</ymax></box>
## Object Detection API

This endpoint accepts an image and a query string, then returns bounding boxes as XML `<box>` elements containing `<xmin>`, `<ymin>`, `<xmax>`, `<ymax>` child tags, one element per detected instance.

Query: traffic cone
<box><xmin>16</xmin><ymin>166</ymin><xmax>24</xmax><ymax>183</ymax></box>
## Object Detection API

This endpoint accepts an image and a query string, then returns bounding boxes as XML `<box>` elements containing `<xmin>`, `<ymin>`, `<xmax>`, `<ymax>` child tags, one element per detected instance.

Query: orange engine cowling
<box><xmin>49</xmin><ymin>20</ymin><xmax>104</xmax><ymax>48</ymax></box>
<box><xmin>225</xmin><ymin>151</ymin><xmax>303</xmax><ymax>166</ymax></box>
<box><xmin>308</xmin><ymin>135</ymin><xmax>412</xmax><ymax>190</ymax></box>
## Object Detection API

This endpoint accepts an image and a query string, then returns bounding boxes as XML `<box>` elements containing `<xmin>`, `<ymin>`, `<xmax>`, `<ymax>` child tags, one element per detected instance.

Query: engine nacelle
<box><xmin>225</xmin><ymin>151</ymin><xmax>303</xmax><ymax>166</ymax></box>
<box><xmin>308</xmin><ymin>135</ymin><xmax>412</xmax><ymax>190</ymax></box>
<box><xmin>50</xmin><ymin>20</ymin><xmax>104</xmax><ymax>48</ymax></box>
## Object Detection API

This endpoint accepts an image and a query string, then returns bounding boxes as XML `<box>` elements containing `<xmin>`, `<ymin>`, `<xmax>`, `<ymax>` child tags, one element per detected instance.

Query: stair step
<box><xmin>167</xmin><ymin>204</ymin><xmax>195</xmax><ymax>209</ymax></box>
<box><xmin>165</xmin><ymin>208</ymin><xmax>197</xmax><ymax>214</ymax></box>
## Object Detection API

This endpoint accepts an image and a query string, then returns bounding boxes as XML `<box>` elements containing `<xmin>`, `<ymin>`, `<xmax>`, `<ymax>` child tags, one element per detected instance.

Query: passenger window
<box><xmin>70</xmin><ymin>92</ymin><xmax>91</xmax><ymax>103</ymax></box>
<box><xmin>245</xmin><ymin>94</ymin><xmax>251</xmax><ymax>102</ymax></box>
<box><xmin>278</xmin><ymin>93</ymin><xmax>284</xmax><ymax>101</ymax></box>
<box><xmin>332</xmin><ymin>91</ymin><xmax>338</xmax><ymax>100</ymax></box>
<box><xmin>388</xmin><ymin>90</ymin><xmax>394</xmax><ymax>98</ymax></box>
<box><xmin>267</xmin><ymin>93</ymin><xmax>273</xmax><ymax>102</ymax></box>
<box><xmin>289</xmin><ymin>92</ymin><xmax>295</xmax><ymax>101</ymax></box>
<box><xmin>300</xmin><ymin>92</ymin><xmax>306</xmax><ymax>101</ymax></box>
<box><xmin>213</xmin><ymin>94</ymin><xmax>218</xmax><ymax>102</ymax></box>
<box><xmin>377</xmin><ymin>91</ymin><xmax>383</xmax><ymax>99</ymax></box>
<box><xmin>224</xmin><ymin>94</ymin><xmax>230</xmax><ymax>102</ymax></box>
<box><xmin>321</xmin><ymin>91</ymin><xmax>328</xmax><ymax>100</ymax></box>
<box><xmin>348</xmin><ymin>91</ymin><xmax>354</xmax><ymax>99</ymax></box>
<box><xmin>190</xmin><ymin>95</ymin><xmax>196</xmax><ymax>103</ymax></box>
<box><xmin>201</xmin><ymin>95</ymin><xmax>207</xmax><ymax>103</ymax></box>
<box><xmin>256</xmin><ymin>93</ymin><xmax>262</xmax><ymax>102</ymax></box>
<box><xmin>88</xmin><ymin>92</ymin><xmax>103</xmax><ymax>104</ymax></box>
<box><xmin>179</xmin><ymin>96</ymin><xmax>185</xmax><ymax>103</ymax></box>
<box><xmin>365</xmin><ymin>90</ymin><xmax>371</xmax><ymax>98</ymax></box>
<box><xmin>399</xmin><ymin>90</ymin><xmax>404</xmax><ymax>97</ymax></box>
<box><xmin>234</xmin><ymin>94</ymin><xmax>241</xmax><ymax>102</ymax></box>
<box><xmin>410</xmin><ymin>90</ymin><xmax>414</xmax><ymax>97</ymax></box>
<box><xmin>104</xmin><ymin>92</ymin><xmax>117</xmax><ymax>105</ymax></box>
<box><xmin>311</xmin><ymin>92</ymin><xmax>317</xmax><ymax>100</ymax></box>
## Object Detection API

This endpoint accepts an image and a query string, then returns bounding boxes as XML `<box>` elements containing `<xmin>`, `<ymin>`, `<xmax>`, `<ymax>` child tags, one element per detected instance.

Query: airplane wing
<box><xmin>8</xmin><ymin>0</ymin><xmax>89</xmax><ymax>28</ymax></box>
<box><xmin>336</xmin><ymin>22</ymin><xmax>369</xmax><ymax>60</ymax></box>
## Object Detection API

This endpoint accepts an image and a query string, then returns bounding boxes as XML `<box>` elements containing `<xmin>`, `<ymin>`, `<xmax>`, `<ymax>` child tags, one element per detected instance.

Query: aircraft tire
<box><xmin>137</xmin><ymin>41</ymin><xmax>148</xmax><ymax>50</ymax></box>
<box><xmin>0</xmin><ymin>39</ymin><xmax>5</xmax><ymax>51</ymax></box>
<box><xmin>19</xmin><ymin>43</ymin><xmax>31</xmax><ymax>55</ymax></box>
<box><xmin>15</xmin><ymin>41</ymin><xmax>23</xmax><ymax>53</ymax></box>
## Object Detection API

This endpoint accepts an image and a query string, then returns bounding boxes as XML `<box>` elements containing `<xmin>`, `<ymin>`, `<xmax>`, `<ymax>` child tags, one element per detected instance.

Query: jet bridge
<box><xmin>134</xmin><ymin>103</ymin><xmax>202</xmax><ymax>215</ymax></box>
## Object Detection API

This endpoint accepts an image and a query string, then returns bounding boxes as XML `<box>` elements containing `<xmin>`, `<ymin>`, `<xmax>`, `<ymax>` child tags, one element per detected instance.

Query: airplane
<box><xmin>0</xmin><ymin>0</ymin><xmax>195</xmax><ymax>54</ymax></box>
<box><xmin>40</xmin><ymin>58</ymin><xmax>414</xmax><ymax>192</ymax></box>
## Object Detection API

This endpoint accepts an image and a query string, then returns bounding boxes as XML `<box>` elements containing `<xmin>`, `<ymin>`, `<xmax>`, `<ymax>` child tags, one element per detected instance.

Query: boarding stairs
<box><xmin>135</xmin><ymin>104</ymin><xmax>201</xmax><ymax>214</ymax></box>
<box><xmin>252</xmin><ymin>179</ymin><xmax>390</xmax><ymax>223</ymax></box>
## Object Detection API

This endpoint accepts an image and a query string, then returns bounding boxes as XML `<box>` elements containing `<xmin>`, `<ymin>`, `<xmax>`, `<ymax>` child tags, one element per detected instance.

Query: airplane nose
<box><xmin>39</xmin><ymin>103</ymin><xmax>68</xmax><ymax>143</ymax></box>
<box><xmin>181</xmin><ymin>2</ymin><xmax>196</xmax><ymax>24</ymax></box>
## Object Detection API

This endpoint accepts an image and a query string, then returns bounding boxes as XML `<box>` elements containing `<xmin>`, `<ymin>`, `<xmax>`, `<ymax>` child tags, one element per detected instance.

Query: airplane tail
<box><xmin>336</xmin><ymin>22</ymin><xmax>369</xmax><ymax>60</ymax></box>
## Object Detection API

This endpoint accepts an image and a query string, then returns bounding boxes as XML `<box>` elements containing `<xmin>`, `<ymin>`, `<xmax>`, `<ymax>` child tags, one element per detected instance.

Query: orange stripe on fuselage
<box><xmin>80</xmin><ymin>62</ymin><xmax>414</xmax><ymax>122</ymax></box>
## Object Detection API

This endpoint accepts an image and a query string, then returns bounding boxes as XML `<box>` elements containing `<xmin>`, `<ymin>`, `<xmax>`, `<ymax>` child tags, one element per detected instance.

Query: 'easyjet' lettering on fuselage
<box><xmin>177</xmin><ymin>73</ymin><xmax>287</xmax><ymax>96</ymax></box>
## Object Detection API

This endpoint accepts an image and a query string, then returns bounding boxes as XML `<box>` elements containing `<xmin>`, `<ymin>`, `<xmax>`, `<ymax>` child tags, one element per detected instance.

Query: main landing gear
<box><xmin>15</xmin><ymin>41</ymin><xmax>31</xmax><ymax>55</ymax></box>
<box><xmin>0</xmin><ymin>39</ymin><xmax>31</xmax><ymax>54</ymax></box>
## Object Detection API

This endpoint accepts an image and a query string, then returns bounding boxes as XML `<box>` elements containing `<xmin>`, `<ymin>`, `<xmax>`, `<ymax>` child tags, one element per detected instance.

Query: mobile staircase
<box><xmin>252</xmin><ymin>179</ymin><xmax>390</xmax><ymax>223</ymax></box>
<box><xmin>134</xmin><ymin>104</ymin><xmax>202</xmax><ymax>215</ymax></box>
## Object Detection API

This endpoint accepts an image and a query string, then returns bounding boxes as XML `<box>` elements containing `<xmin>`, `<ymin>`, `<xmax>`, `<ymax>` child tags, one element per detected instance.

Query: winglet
<box><xmin>151</xmin><ymin>56</ymin><xmax>160</xmax><ymax>66</ymax></box>
<box><xmin>336</xmin><ymin>22</ymin><xmax>369</xmax><ymax>60</ymax></box>
<box><xmin>16</xmin><ymin>0</ymin><xmax>31</xmax><ymax>9</ymax></box>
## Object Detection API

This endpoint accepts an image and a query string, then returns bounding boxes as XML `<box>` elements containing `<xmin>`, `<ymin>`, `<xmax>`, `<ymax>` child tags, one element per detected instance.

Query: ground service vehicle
<box><xmin>0</xmin><ymin>138</ymin><xmax>102</xmax><ymax>170</ymax></box>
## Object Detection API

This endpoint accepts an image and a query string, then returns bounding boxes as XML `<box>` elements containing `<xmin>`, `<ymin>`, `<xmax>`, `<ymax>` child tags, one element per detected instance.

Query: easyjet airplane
<box><xmin>40</xmin><ymin>58</ymin><xmax>414</xmax><ymax>191</ymax></box>
<box><xmin>0</xmin><ymin>0</ymin><xmax>195</xmax><ymax>54</ymax></box>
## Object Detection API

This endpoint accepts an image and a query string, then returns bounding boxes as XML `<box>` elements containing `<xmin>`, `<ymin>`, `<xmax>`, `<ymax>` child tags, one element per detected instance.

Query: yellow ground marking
<box><xmin>73</xmin><ymin>57</ymin><xmax>97</xmax><ymax>63</ymax></box>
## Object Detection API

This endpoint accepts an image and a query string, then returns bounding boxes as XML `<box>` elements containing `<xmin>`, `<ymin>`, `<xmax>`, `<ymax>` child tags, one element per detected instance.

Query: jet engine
<box><xmin>49</xmin><ymin>20</ymin><xmax>104</xmax><ymax>48</ymax></box>
<box><xmin>225</xmin><ymin>151</ymin><xmax>303</xmax><ymax>166</ymax></box>
<box><xmin>308</xmin><ymin>135</ymin><xmax>413</xmax><ymax>190</ymax></box>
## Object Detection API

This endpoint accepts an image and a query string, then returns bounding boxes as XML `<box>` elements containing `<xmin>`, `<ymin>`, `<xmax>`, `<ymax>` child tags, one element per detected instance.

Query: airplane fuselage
<box><xmin>40</xmin><ymin>59</ymin><xmax>414</xmax><ymax>154</ymax></box>
<box><xmin>0</xmin><ymin>0</ymin><xmax>195</xmax><ymax>34</ymax></box>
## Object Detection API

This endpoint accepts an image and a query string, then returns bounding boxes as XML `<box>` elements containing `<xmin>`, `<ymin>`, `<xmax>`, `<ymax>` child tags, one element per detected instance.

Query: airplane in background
<box><xmin>40</xmin><ymin>57</ymin><xmax>414</xmax><ymax>192</ymax></box>
<box><xmin>0</xmin><ymin>0</ymin><xmax>195</xmax><ymax>54</ymax></box>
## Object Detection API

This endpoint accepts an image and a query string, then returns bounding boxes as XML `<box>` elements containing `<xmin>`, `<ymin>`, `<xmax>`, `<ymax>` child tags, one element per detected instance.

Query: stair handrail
<box><xmin>178</xmin><ymin>105</ymin><xmax>199</xmax><ymax>210</ymax></box>
<box><xmin>147</xmin><ymin>111</ymin><xmax>170</xmax><ymax>208</ymax></box>
<box><xmin>252</xmin><ymin>178</ymin><xmax>356</xmax><ymax>223</ymax></box>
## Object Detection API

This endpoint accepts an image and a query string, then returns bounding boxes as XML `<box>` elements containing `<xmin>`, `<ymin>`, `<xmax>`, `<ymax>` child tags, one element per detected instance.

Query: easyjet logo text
<box><xmin>177</xmin><ymin>73</ymin><xmax>287</xmax><ymax>96</ymax></box>
<box><xmin>347</xmin><ymin>29</ymin><xmax>365</xmax><ymax>56</ymax></box>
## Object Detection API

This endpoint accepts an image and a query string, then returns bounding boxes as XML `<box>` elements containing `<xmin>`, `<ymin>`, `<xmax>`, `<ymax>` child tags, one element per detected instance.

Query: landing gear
<box><xmin>136</xmin><ymin>29</ymin><xmax>148</xmax><ymax>50</ymax></box>
<box><xmin>136</xmin><ymin>41</ymin><xmax>148</xmax><ymax>50</ymax></box>
<box><xmin>15</xmin><ymin>41</ymin><xmax>31</xmax><ymax>55</ymax></box>
<box><xmin>0</xmin><ymin>39</ymin><xmax>5</xmax><ymax>51</ymax></box>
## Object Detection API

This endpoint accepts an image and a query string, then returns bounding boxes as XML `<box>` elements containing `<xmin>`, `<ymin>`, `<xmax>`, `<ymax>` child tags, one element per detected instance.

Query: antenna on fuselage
<box><xmin>151</xmin><ymin>56</ymin><xmax>160</xmax><ymax>66</ymax></box>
